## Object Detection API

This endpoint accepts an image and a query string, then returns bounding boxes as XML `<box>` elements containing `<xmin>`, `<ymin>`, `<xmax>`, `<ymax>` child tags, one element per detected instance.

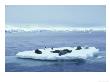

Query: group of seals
<box><xmin>51</xmin><ymin>49</ymin><xmax>72</xmax><ymax>56</ymax></box>
<box><xmin>34</xmin><ymin>46</ymin><xmax>89</xmax><ymax>55</ymax></box>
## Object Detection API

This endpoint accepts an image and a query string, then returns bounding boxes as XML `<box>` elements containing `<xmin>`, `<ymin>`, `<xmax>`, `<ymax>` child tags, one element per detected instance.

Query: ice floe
<box><xmin>16</xmin><ymin>47</ymin><xmax>99</xmax><ymax>60</ymax></box>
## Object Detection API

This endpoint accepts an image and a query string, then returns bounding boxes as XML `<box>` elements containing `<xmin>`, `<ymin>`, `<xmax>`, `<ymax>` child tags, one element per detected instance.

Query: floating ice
<box><xmin>16</xmin><ymin>47</ymin><xmax>99</xmax><ymax>60</ymax></box>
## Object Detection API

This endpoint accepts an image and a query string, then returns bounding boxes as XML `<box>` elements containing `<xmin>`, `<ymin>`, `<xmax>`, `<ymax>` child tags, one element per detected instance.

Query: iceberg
<box><xmin>16</xmin><ymin>47</ymin><xmax>99</xmax><ymax>60</ymax></box>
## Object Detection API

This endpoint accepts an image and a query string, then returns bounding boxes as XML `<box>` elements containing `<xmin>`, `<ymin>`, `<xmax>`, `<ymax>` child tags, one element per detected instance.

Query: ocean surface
<box><xmin>5</xmin><ymin>26</ymin><xmax>106</xmax><ymax>72</ymax></box>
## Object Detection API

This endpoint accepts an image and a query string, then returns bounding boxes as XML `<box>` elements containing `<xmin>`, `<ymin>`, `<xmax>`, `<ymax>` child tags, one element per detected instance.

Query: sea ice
<box><xmin>16</xmin><ymin>47</ymin><xmax>99</xmax><ymax>60</ymax></box>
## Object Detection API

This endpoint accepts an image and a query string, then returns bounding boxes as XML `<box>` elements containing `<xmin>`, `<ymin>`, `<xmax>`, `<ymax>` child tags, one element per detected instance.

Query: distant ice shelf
<box><xmin>16</xmin><ymin>47</ymin><xmax>99</xmax><ymax>60</ymax></box>
<box><xmin>6</xmin><ymin>24</ymin><xmax>106</xmax><ymax>33</ymax></box>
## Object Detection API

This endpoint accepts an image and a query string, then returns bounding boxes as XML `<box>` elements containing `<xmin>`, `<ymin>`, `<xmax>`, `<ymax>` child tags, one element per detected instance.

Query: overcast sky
<box><xmin>5</xmin><ymin>5</ymin><xmax>106</xmax><ymax>26</ymax></box>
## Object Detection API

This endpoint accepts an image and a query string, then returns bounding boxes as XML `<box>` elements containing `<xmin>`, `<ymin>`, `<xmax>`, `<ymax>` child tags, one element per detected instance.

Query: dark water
<box><xmin>5</xmin><ymin>31</ymin><xmax>106</xmax><ymax>72</ymax></box>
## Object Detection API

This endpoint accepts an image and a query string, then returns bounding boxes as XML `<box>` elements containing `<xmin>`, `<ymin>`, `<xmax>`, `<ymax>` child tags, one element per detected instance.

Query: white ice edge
<box><xmin>16</xmin><ymin>47</ymin><xmax>99</xmax><ymax>60</ymax></box>
<box><xmin>6</xmin><ymin>25</ymin><xmax>106</xmax><ymax>32</ymax></box>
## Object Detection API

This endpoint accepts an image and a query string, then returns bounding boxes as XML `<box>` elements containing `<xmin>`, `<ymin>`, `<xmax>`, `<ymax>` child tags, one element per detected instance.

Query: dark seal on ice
<box><xmin>35</xmin><ymin>49</ymin><xmax>42</xmax><ymax>54</ymax></box>
<box><xmin>51</xmin><ymin>49</ymin><xmax>72</xmax><ymax>56</ymax></box>
<box><xmin>76</xmin><ymin>46</ymin><xmax>82</xmax><ymax>50</ymax></box>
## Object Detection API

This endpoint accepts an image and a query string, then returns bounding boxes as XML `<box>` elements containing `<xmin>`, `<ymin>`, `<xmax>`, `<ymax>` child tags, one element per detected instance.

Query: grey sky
<box><xmin>5</xmin><ymin>5</ymin><xmax>106</xmax><ymax>26</ymax></box>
